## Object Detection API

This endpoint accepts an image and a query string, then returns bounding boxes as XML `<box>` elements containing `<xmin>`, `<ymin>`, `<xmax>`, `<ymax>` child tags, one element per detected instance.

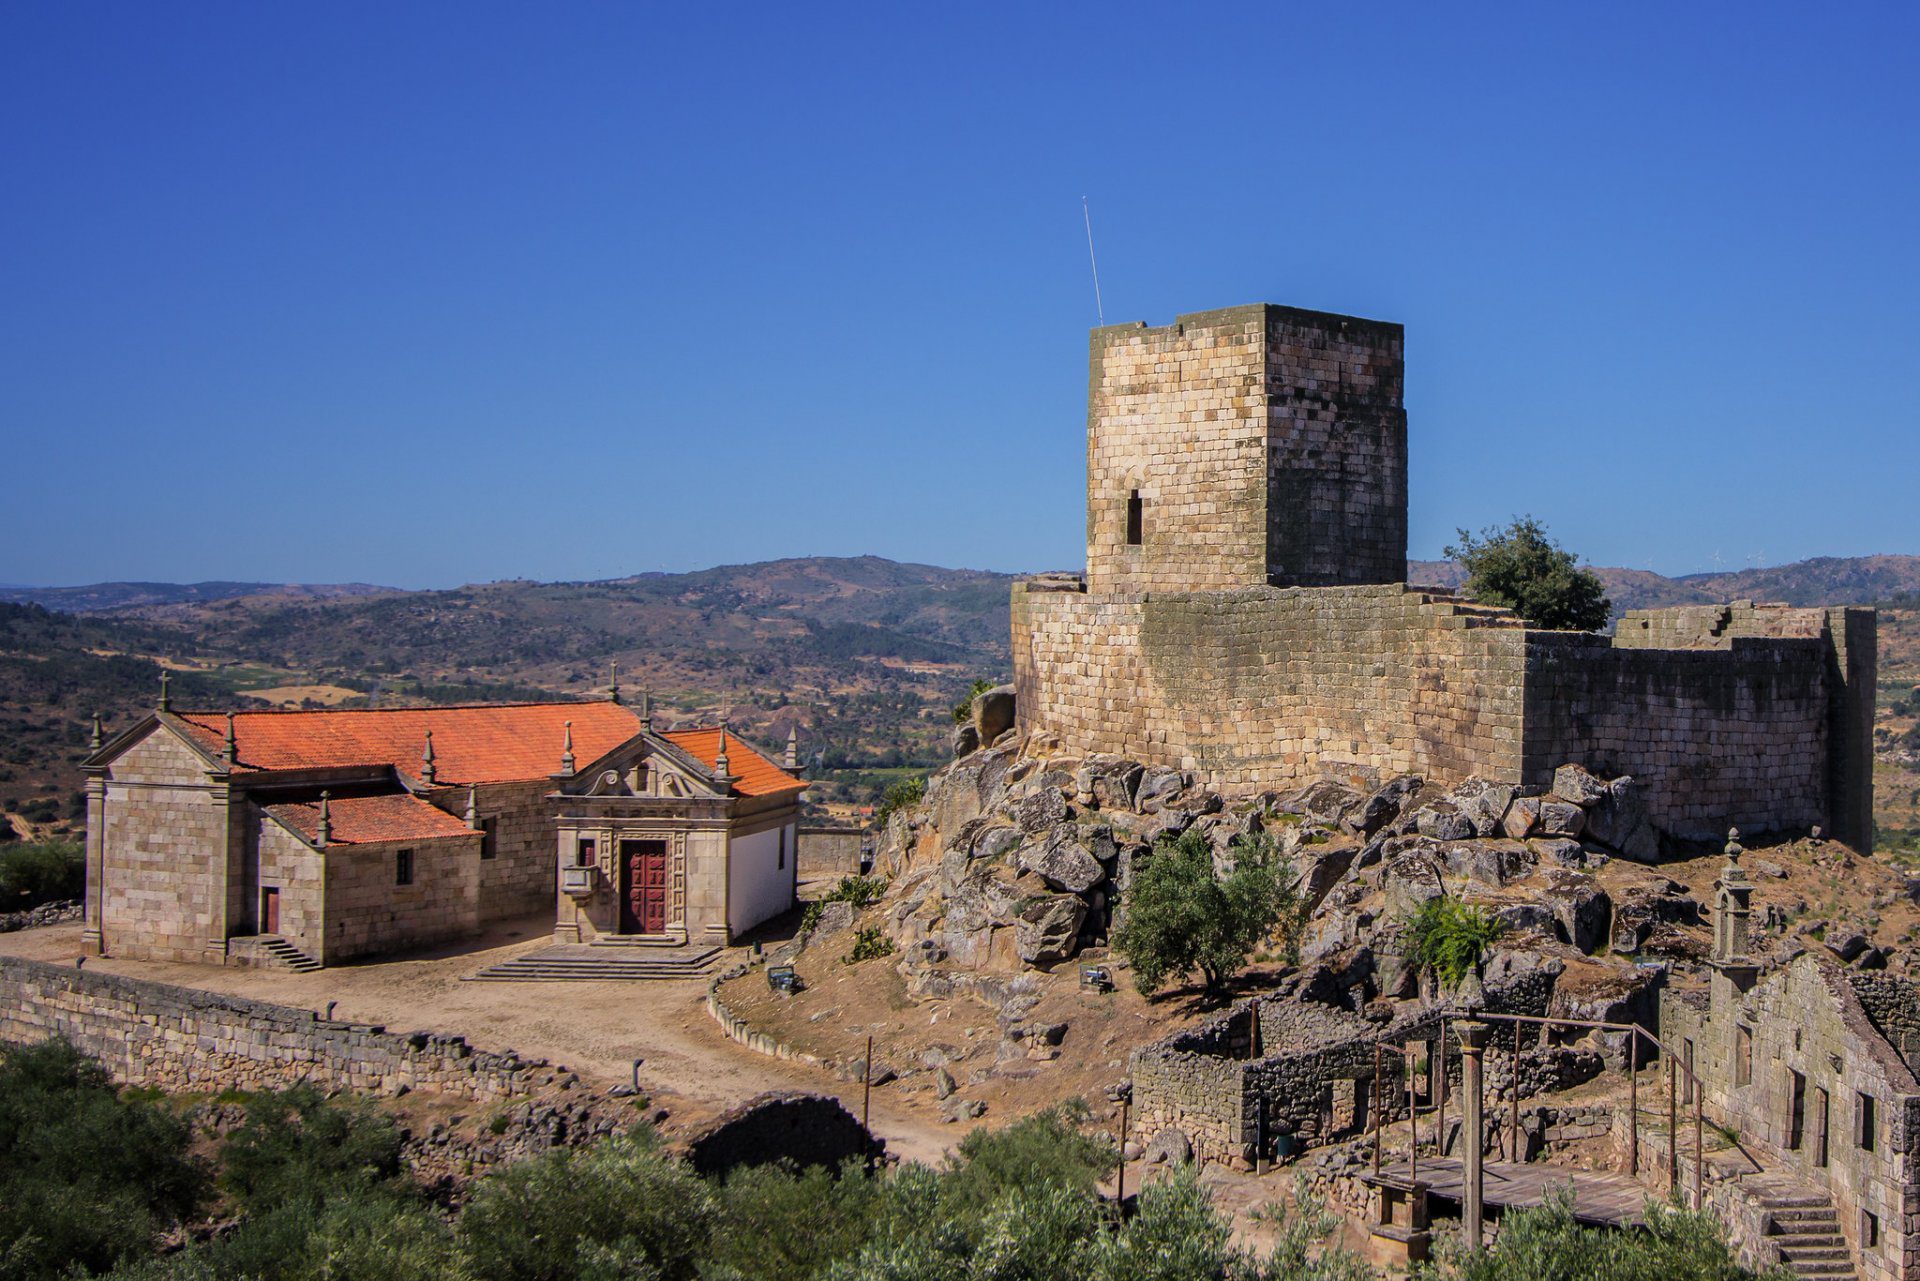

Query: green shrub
<box><xmin>1111</xmin><ymin>829</ymin><xmax>1304</xmax><ymax>995</ymax></box>
<box><xmin>841</xmin><ymin>925</ymin><xmax>896</xmax><ymax>964</ymax></box>
<box><xmin>1440</xmin><ymin>1188</ymin><xmax>1779</xmax><ymax>1280</ymax></box>
<box><xmin>871</xmin><ymin>776</ymin><xmax>926</xmax><ymax>828</ymax></box>
<box><xmin>938</xmin><ymin>1100</ymin><xmax>1114</xmax><ymax>1219</ymax></box>
<box><xmin>703</xmin><ymin>1160</ymin><xmax>883</xmax><ymax>1281</ymax></box>
<box><xmin>1406</xmin><ymin>896</ymin><xmax>1505</xmax><ymax>987</ymax></box>
<box><xmin>1445</xmin><ymin>516</ymin><xmax>1612</xmax><ymax>632</ymax></box>
<box><xmin>218</xmin><ymin>1085</ymin><xmax>405</xmax><ymax>1213</ymax></box>
<box><xmin>0</xmin><ymin>1038</ymin><xmax>204</xmax><ymax>1280</ymax></box>
<box><xmin>458</xmin><ymin>1128</ymin><xmax>714</xmax><ymax>1281</ymax></box>
<box><xmin>0</xmin><ymin>839</ymin><xmax>84</xmax><ymax>911</ymax></box>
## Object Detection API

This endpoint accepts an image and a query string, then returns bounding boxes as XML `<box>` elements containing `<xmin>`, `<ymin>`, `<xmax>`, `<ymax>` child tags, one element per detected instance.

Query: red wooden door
<box><xmin>261</xmin><ymin>887</ymin><xmax>280</xmax><ymax>935</ymax></box>
<box><xmin>622</xmin><ymin>840</ymin><xmax>668</xmax><ymax>934</ymax></box>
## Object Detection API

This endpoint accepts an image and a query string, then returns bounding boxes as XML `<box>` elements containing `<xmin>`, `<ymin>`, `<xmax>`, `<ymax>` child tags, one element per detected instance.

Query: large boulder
<box><xmin>1354</xmin><ymin>776</ymin><xmax>1423</xmax><ymax>838</ymax></box>
<box><xmin>1536</xmin><ymin>799</ymin><xmax>1587</xmax><ymax>839</ymax></box>
<box><xmin>971</xmin><ymin>685</ymin><xmax>1016</xmax><ymax>747</ymax></box>
<box><xmin>1011</xmin><ymin>786</ymin><xmax>1069</xmax><ymax>834</ymax></box>
<box><xmin>1454</xmin><ymin>781</ymin><xmax>1517</xmax><ymax>839</ymax></box>
<box><xmin>1545</xmin><ymin>871</ymin><xmax>1611</xmax><ymax>953</ymax></box>
<box><xmin>951</xmin><ymin>722</ymin><xmax>980</xmax><ymax>759</ymax></box>
<box><xmin>1442</xmin><ymin>838</ymin><xmax>1536</xmax><ymax>888</ymax></box>
<box><xmin>1413</xmin><ymin>802</ymin><xmax>1477</xmax><ymax>842</ymax></box>
<box><xmin>1551</xmin><ymin>764</ymin><xmax>1611</xmax><ymax>808</ymax></box>
<box><xmin>1501</xmin><ymin>796</ymin><xmax>1542</xmax><ymax>841</ymax></box>
<box><xmin>1015</xmin><ymin>895</ymin><xmax>1088</xmax><ymax>966</ymax></box>
<box><xmin>1133</xmin><ymin>766</ymin><xmax>1188</xmax><ymax>814</ymax></box>
<box><xmin>1296</xmin><ymin>780</ymin><xmax>1366</xmax><ymax>829</ymax></box>
<box><xmin>1017</xmin><ymin>830</ymin><xmax>1105</xmax><ymax>894</ymax></box>
<box><xmin>1077</xmin><ymin>757</ymin><xmax>1145</xmax><ymax>811</ymax></box>
<box><xmin>1584</xmin><ymin>777</ymin><xmax>1658</xmax><ymax>863</ymax></box>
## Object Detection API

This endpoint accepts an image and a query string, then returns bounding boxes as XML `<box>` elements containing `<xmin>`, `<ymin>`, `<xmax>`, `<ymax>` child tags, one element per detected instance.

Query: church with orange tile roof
<box><xmin>78</xmin><ymin>676</ymin><xmax>806</xmax><ymax>968</ymax></box>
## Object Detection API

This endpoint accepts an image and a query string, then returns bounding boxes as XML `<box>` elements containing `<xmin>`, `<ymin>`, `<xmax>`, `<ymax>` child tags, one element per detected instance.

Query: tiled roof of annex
<box><xmin>262</xmin><ymin>792</ymin><xmax>477</xmax><ymax>846</ymax></box>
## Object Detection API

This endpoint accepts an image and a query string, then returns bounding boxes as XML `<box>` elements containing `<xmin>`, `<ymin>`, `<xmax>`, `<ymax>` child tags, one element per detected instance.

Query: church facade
<box><xmin>80</xmin><ymin>688</ymin><xmax>804</xmax><ymax>968</ymax></box>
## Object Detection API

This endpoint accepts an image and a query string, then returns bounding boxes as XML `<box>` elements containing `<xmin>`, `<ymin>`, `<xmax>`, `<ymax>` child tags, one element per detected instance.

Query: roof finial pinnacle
<box><xmin>89</xmin><ymin>713</ymin><xmax>104</xmax><ymax>752</ymax></box>
<box><xmin>784</xmin><ymin>724</ymin><xmax>799</xmax><ymax>772</ymax></box>
<box><xmin>560</xmin><ymin>720</ymin><xmax>576</xmax><ymax>776</ymax></box>
<box><xmin>421</xmin><ymin>728</ymin><xmax>437</xmax><ymax>784</ymax></box>
<box><xmin>157</xmin><ymin>670</ymin><xmax>172</xmax><ymax>713</ymax></box>
<box><xmin>465</xmin><ymin>782</ymin><xmax>479</xmax><ymax>828</ymax></box>
<box><xmin>714</xmin><ymin>718</ymin><xmax>731</xmax><ymax>782</ymax></box>
<box><xmin>224</xmin><ymin>711</ymin><xmax>238</xmax><ymax>765</ymax></box>
<box><xmin>316</xmin><ymin>790</ymin><xmax>332</xmax><ymax>848</ymax></box>
<box><xmin>639</xmin><ymin>687</ymin><xmax>652</xmax><ymax>732</ymax></box>
<box><xmin>609</xmin><ymin>663</ymin><xmax>622</xmax><ymax>705</ymax></box>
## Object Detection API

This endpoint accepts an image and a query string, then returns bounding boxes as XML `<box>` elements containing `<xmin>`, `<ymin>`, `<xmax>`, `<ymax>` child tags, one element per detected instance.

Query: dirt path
<box><xmin>0</xmin><ymin>919</ymin><xmax>959</xmax><ymax>1165</ymax></box>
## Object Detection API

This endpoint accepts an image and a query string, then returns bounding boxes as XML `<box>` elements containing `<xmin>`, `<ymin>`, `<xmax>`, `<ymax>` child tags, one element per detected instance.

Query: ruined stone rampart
<box><xmin>0</xmin><ymin>955</ymin><xmax>541</xmax><ymax>1099</ymax></box>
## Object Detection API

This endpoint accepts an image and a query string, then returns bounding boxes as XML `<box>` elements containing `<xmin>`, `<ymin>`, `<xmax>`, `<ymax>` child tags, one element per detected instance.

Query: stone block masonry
<box><xmin>0</xmin><ymin>955</ymin><xmax>542</xmax><ymax>1099</ymax></box>
<box><xmin>1016</xmin><ymin>300</ymin><xmax>1876</xmax><ymax>849</ymax></box>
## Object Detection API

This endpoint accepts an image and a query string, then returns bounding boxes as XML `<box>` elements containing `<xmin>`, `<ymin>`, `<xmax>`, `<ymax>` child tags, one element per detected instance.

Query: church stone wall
<box><xmin>98</xmin><ymin>730</ymin><xmax>230</xmax><ymax>963</ymax></box>
<box><xmin>425</xmin><ymin>780</ymin><xmax>553</xmax><ymax>922</ymax></box>
<box><xmin>255</xmin><ymin>818</ymin><xmax>325</xmax><ymax>961</ymax></box>
<box><xmin>323</xmin><ymin>833</ymin><xmax>480</xmax><ymax>960</ymax></box>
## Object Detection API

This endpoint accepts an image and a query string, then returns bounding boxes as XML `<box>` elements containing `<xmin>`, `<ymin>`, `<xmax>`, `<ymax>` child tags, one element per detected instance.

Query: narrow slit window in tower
<box><xmin>1125</xmin><ymin>490</ymin><xmax>1143</xmax><ymax>546</ymax></box>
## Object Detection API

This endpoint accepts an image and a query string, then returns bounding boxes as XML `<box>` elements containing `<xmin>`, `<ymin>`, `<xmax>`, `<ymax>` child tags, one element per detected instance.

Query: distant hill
<box><xmin>0</xmin><ymin>581</ymin><xmax>395</xmax><ymax>612</ymax></box>
<box><xmin>1410</xmin><ymin>554</ymin><xmax>1920</xmax><ymax>615</ymax></box>
<box><xmin>6</xmin><ymin>552</ymin><xmax>1916</xmax><ymax>837</ymax></box>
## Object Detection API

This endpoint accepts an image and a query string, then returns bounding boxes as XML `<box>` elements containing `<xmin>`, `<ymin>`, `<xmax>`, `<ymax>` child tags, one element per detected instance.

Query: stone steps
<box><xmin>466</xmin><ymin>947</ymin><xmax>718</xmax><ymax>982</ymax></box>
<box><xmin>254</xmin><ymin>936</ymin><xmax>321</xmax><ymax>972</ymax></box>
<box><xmin>1762</xmin><ymin>1192</ymin><xmax>1856</xmax><ymax>1281</ymax></box>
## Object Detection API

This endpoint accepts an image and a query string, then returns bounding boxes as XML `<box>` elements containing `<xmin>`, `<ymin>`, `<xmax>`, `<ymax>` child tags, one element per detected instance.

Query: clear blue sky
<box><xmin>3</xmin><ymin>3</ymin><xmax>1915</xmax><ymax>589</ymax></box>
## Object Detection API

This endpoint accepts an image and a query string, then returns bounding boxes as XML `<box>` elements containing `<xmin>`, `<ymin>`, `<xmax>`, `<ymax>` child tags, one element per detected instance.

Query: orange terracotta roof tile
<box><xmin>263</xmin><ymin>793</ymin><xmax>476</xmax><ymax>846</ymax></box>
<box><xmin>177</xmin><ymin>701</ymin><xmax>643</xmax><ymax>785</ymax></box>
<box><xmin>662</xmin><ymin>728</ymin><xmax>805</xmax><ymax>798</ymax></box>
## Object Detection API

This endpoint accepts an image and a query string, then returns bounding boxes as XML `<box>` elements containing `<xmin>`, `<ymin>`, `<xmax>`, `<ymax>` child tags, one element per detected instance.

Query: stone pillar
<box><xmin>1457</xmin><ymin>1018</ymin><xmax>1490</xmax><ymax>1251</ymax></box>
<box><xmin>81</xmin><ymin>776</ymin><xmax>106</xmax><ymax>956</ymax></box>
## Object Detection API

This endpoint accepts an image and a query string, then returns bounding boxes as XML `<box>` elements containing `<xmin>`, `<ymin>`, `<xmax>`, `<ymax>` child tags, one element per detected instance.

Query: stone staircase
<box><xmin>245</xmin><ymin>935</ymin><xmax>321</xmax><ymax>972</ymax></box>
<box><xmin>1761</xmin><ymin>1190</ymin><xmax>1857</xmax><ymax>1281</ymax></box>
<box><xmin>466</xmin><ymin>944</ymin><xmax>719</xmax><ymax>982</ymax></box>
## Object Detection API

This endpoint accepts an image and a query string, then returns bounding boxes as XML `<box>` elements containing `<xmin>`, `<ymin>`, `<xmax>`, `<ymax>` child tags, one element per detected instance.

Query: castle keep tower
<box><xmin>1086</xmin><ymin>304</ymin><xmax>1407</xmax><ymax>594</ymax></box>
<box><xmin>1015</xmin><ymin>299</ymin><xmax>1875</xmax><ymax>848</ymax></box>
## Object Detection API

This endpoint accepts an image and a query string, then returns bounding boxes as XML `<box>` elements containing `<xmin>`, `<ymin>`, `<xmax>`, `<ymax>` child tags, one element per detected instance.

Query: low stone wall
<box><xmin>0</xmin><ymin>955</ymin><xmax>544</xmax><ymax>1099</ymax></box>
<box><xmin>706</xmin><ymin>964</ymin><xmax>830</xmax><ymax>1069</ymax></box>
<box><xmin>798</xmin><ymin>826</ymin><xmax>865</xmax><ymax>880</ymax></box>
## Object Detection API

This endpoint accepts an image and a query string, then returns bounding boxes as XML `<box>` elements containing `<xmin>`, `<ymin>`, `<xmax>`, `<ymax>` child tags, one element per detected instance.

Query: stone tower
<box><xmin>1084</xmin><ymin>303</ymin><xmax>1407</xmax><ymax>594</ymax></box>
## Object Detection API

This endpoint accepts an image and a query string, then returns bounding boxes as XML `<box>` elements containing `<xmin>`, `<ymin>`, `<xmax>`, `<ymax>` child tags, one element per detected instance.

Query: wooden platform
<box><xmin>1378</xmin><ymin>1159</ymin><xmax>1650</xmax><ymax>1227</ymax></box>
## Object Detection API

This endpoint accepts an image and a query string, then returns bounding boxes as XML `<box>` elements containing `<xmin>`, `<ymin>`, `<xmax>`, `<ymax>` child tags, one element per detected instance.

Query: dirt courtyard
<box><xmin>0</xmin><ymin>914</ymin><xmax>975</xmax><ymax>1164</ymax></box>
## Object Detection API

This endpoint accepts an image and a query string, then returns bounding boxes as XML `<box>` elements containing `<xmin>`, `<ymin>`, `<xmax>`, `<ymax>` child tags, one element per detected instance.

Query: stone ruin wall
<box><xmin>1662</xmin><ymin>957</ymin><xmax>1920</xmax><ymax>1281</ymax></box>
<box><xmin>1015</xmin><ymin>583</ymin><xmax>1865</xmax><ymax>844</ymax></box>
<box><xmin>0</xmin><ymin>955</ymin><xmax>539</xmax><ymax>1100</ymax></box>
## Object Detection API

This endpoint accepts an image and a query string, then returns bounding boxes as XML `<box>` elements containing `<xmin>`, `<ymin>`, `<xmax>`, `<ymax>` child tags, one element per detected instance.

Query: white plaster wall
<box><xmin>727</xmin><ymin>823</ymin><xmax>794</xmax><ymax>936</ymax></box>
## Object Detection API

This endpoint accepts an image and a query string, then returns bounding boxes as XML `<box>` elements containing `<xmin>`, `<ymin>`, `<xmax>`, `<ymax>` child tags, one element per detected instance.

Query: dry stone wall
<box><xmin>0</xmin><ymin>955</ymin><xmax>541</xmax><ymax>1099</ymax></box>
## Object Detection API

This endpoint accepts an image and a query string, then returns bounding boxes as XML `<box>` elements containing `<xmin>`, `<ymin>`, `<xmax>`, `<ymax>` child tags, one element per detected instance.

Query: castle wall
<box><xmin>1013</xmin><ymin>581</ymin><xmax>1529</xmax><ymax>793</ymax></box>
<box><xmin>1017</xmin><ymin>583</ymin><xmax>1855</xmax><ymax>841</ymax></box>
<box><xmin>1521</xmin><ymin>633</ymin><xmax>1833</xmax><ymax>840</ymax></box>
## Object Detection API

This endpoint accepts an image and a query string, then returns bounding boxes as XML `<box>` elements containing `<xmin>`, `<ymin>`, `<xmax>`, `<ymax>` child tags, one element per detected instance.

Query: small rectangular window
<box><xmin>1125</xmin><ymin>490</ymin><xmax>1143</xmax><ymax>546</ymax></box>
<box><xmin>395</xmin><ymin>848</ymin><xmax>414</xmax><ymax>886</ymax></box>
<box><xmin>1735</xmin><ymin>1025</ymin><xmax>1753</xmax><ymax>1087</ymax></box>
<box><xmin>577</xmin><ymin>838</ymin><xmax>596</xmax><ymax>868</ymax></box>
<box><xmin>481</xmin><ymin>817</ymin><xmax>498</xmax><ymax>860</ymax></box>
<box><xmin>1858</xmin><ymin>1092</ymin><xmax>1877</xmax><ymax>1152</ymax></box>
<box><xmin>1682</xmin><ymin>1038</ymin><xmax>1695</xmax><ymax>1105</ymax></box>
<box><xmin>1863</xmin><ymin>1209</ymin><xmax>1880</xmax><ymax>1248</ymax></box>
